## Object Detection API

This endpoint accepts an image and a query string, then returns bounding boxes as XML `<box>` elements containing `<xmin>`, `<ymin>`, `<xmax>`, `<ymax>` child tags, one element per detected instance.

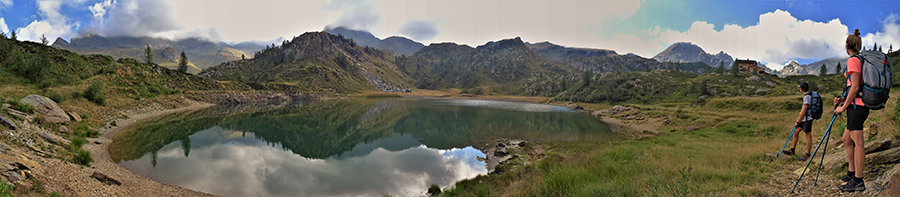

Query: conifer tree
<box><xmin>820</xmin><ymin>64</ymin><xmax>827</xmax><ymax>76</ymax></box>
<box><xmin>178</xmin><ymin>51</ymin><xmax>189</xmax><ymax>73</ymax></box>
<box><xmin>144</xmin><ymin>45</ymin><xmax>153</xmax><ymax>65</ymax></box>
<box><xmin>731</xmin><ymin>61</ymin><xmax>739</xmax><ymax>76</ymax></box>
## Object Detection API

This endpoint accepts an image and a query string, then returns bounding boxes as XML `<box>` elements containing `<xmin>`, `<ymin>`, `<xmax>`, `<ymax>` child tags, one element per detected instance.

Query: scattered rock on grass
<box><xmin>68</xmin><ymin>112</ymin><xmax>82</xmax><ymax>122</ymax></box>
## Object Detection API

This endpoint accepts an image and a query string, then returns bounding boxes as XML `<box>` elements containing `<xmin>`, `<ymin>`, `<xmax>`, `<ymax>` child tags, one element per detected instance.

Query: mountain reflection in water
<box><xmin>110</xmin><ymin>99</ymin><xmax>624</xmax><ymax>196</ymax></box>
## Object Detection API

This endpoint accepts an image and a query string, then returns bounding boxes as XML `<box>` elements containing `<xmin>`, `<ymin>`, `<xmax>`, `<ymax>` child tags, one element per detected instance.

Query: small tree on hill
<box><xmin>178</xmin><ymin>51</ymin><xmax>189</xmax><ymax>74</ymax></box>
<box><xmin>889</xmin><ymin>44</ymin><xmax>893</xmax><ymax>53</ymax></box>
<box><xmin>10</xmin><ymin>31</ymin><xmax>16</xmax><ymax>40</ymax></box>
<box><xmin>144</xmin><ymin>45</ymin><xmax>153</xmax><ymax>65</ymax></box>
<box><xmin>820</xmin><ymin>64</ymin><xmax>827</xmax><ymax>76</ymax></box>
<box><xmin>836</xmin><ymin>62</ymin><xmax>842</xmax><ymax>74</ymax></box>
<box><xmin>714</xmin><ymin>62</ymin><xmax>724</xmax><ymax>73</ymax></box>
<box><xmin>0</xmin><ymin>31</ymin><xmax>5</xmax><ymax>39</ymax></box>
<box><xmin>874</xmin><ymin>42</ymin><xmax>879</xmax><ymax>52</ymax></box>
<box><xmin>730</xmin><ymin>61</ymin><xmax>738</xmax><ymax>76</ymax></box>
<box><xmin>40</xmin><ymin>34</ymin><xmax>48</xmax><ymax>45</ymax></box>
<box><xmin>241</xmin><ymin>54</ymin><xmax>245</xmax><ymax>60</ymax></box>
<box><xmin>699</xmin><ymin>79</ymin><xmax>708</xmax><ymax>95</ymax></box>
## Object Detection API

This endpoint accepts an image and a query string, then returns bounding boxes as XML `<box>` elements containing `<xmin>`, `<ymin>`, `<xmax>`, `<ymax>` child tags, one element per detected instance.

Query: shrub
<box><xmin>0</xmin><ymin>181</ymin><xmax>11</xmax><ymax>197</ymax></box>
<box><xmin>7</xmin><ymin>99</ymin><xmax>35</xmax><ymax>114</ymax></box>
<box><xmin>71</xmin><ymin>91</ymin><xmax>83</xmax><ymax>99</ymax></box>
<box><xmin>70</xmin><ymin>137</ymin><xmax>87</xmax><ymax>149</ymax></box>
<box><xmin>427</xmin><ymin>184</ymin><xmax>441</xmax><ymax>196</ymax></box>
<box><xmin>83</xmin><ymin>82</ymin><xmax>105</xmax><ymax>105</ymax></box>
<box><xmin>48</xmin><ymin>92</ymin><xmax>65</xmax><ymax>103</ymax></box>
<box><xmin>73</xmin><ymin>149</ymin><xmax>92</xmax><ymax>166</ymax></box>
<box><xmin>74</xmin><ymin>123</ymin><xmax>99</xmax><ymax>138</ymax></box>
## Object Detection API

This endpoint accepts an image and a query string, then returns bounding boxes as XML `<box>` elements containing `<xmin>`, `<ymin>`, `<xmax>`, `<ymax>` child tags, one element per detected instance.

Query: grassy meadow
<box><xmin>441</xmin><ymin>89</ymin><xmax>900</xmax><ymax>196</ymax></box>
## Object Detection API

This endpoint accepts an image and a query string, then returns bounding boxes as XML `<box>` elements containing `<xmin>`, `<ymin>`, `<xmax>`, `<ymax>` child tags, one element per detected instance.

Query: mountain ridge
<box><xmin>324</xmin><ymin>27</ymin><xmax>424</xmax><ymax>56</ymax></box>
<box><xmin>51</xmin><ymin>35</ymin><xmax>266</xmax><ymax>73</ymax></box>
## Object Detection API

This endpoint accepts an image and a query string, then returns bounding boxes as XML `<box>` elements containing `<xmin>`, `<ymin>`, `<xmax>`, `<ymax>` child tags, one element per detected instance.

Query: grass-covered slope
<box><xmin>557</xmin><ymin>69</ymin><xmax>847</xmax><ymax>104</ymax></box>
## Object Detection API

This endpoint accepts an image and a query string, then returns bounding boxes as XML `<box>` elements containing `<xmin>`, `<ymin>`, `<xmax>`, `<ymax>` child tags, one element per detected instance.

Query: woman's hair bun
<box><xmin>854</xmin><ymin>29</ymin><xmax>860</xmax><ymax>36</ymax></box>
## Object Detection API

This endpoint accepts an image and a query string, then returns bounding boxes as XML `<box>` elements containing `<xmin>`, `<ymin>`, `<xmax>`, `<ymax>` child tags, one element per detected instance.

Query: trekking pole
<box><xmin>777</xmin><ymin>127</ymin><xmax>798</xmax><ymax>159</ymax></box>
<box><xmin>814</xmin><ymin>103</ymin><xmax>843</xmax><ymax>185</ymax></box>
<box><xmin>790</xmin><ymin>111</ymin><xmax>838</xmax><ymax>193</ymax></box>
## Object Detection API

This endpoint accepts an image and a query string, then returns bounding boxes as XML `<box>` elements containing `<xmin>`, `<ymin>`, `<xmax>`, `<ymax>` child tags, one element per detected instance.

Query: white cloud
<box><xmin>84</xmin><ymin>0</ymin><xmax>180</xmax><ymax>38</ymax></box>
<box><xmin>0</xmin><ymin>18</ymin><xmax>8</xmax><ymax>35</ymax></box>
<box><xmin>0</xmin><ymin>0</ymin><xmax>12</xmax><ymax>9</ymax></box>
<box><xmin>862</xmin><ymin>14</ymin><xmax>900</xmax><ymax>52</ymax></box>
<box><xmin>323</xmin><ymin>0</ymin><xmax>381</xmax><ymax>31</ymax></box>
<box><xmin>397</xmin><ymin>20</ymin><xmax>439</xmax><ymax>41</ymax></box>
<box><xmin>89</xmin><ymin>0</ymin><xmax>114</xmax><ymax>18</ymax></box>
<box><xmin>601</xmin><ymin>10</ymin><xmax>850</xmax><ymax>70</ymax></box>
<box><xmin>15</xmin><ymin>0</ymin><xmax>86</xmax><ymax>43</ymax></box>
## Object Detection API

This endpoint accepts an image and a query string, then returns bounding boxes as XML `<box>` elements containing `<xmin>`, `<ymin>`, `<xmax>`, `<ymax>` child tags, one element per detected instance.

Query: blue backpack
<box><xmin>806</xmin><ymin>91</ymin><xmax>823</xmax><ymax>120</ymax></box>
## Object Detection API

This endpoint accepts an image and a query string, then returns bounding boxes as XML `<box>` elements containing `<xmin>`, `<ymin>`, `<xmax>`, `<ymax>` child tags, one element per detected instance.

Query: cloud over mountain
<box><xmin>85</xmin><ymin>0</ymin><xmax>181</xmax><ymax>38</ymax></box>
<box><xmin>322</xmin><ymin>0</ymin><xmax>381</xmax><ymax>31</ymax></box>
<box><xmin>398</xmin><ymin>20</ymin><xmax>439</xmax><ymax>41</ymax></box>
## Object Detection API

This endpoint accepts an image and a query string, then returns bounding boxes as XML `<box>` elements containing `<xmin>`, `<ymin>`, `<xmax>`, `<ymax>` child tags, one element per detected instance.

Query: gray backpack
<box><xmin>849</xmin><ymin>50</ymin><xmax>892</xmax><ymax>110</ymax></box>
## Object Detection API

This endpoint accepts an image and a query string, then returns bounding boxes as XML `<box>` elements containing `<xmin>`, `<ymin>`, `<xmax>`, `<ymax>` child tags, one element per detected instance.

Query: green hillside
<box><xmin>557</xmin><ymin>69</ymin><xmax>847</xmax><ymax>104</ymax></box>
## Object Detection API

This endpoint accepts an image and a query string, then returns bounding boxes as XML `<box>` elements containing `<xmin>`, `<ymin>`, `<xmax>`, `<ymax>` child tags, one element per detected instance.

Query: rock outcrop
<box><xmin>0</xmin><ymin>115</ymin><xmax>15</xmax><ymax>130</ymax></box>
<box><xmin>20</xmin><ymin>94</ymin><xmax>70</xmax><ymax>124</ymax></box>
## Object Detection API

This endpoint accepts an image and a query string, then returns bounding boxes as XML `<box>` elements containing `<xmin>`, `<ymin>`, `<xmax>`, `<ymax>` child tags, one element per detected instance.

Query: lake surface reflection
<box><xmin>110</xmin><ymin>99</ymin><xmax>624</xmax><ymax>197</ymax></box>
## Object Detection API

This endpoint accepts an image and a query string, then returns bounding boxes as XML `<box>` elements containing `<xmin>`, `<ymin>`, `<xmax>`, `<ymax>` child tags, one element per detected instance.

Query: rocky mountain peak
<box><xmin>51</xmin><ymin>37</ymin><xmax>69</xmax><ymax>47</ymax></box>
<box><xmin>653</xmin><ymin>42</ymin><xmax>734</xmax><ymax>68</ymax></box>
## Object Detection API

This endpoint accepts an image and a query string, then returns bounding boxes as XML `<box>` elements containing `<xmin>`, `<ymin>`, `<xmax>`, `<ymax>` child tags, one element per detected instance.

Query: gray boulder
<box><xmin>20</xmin><ymin>94</ymin><xmax>70</xmax><ymax>124</ymax></box>
<box><xmin>0</xmin><ymin>115</ymin><xmax>15</xmax><ymax>130</ymax></box>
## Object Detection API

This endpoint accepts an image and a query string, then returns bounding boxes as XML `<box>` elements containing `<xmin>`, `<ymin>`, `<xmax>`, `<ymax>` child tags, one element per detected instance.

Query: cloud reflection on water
<box><xmin>120</xmin><ymin>129</ymin><xmax>486</xmax><ymax>197</ymax></box>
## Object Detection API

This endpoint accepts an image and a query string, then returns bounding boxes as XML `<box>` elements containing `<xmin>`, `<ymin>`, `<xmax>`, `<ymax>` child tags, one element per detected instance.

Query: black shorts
<box><xmin>846</xmin><ymin>105</ymin><xmax>869</xmax><ymax>131</ymax></box>
<box><xmin>796</xmin><ymin>120</ymin><xmax>812</xmax><ymax>133</ymax></box>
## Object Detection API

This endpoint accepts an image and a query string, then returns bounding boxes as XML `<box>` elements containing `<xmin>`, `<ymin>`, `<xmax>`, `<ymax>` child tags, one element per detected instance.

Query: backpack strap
<box><xmin>848</xmin><ymin>54</ymin><xmax>864</xmax><ymax>108</ymax></box>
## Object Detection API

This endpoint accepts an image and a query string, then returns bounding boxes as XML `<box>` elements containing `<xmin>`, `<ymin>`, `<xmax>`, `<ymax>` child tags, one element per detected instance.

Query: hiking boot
<box><xmin>782</xmin><ymin>148</ymin><xmax>795</xmax><ymax>156</ymax></box>
<box><xmin>841</xmin><ymin>171</ymin><xmax>855</xmax><ymax>182</ymax></box>
<box><xmin>798</xmin><ymin>153</ymin><xmax>810</xmax><ymax>161</ymax></box>
<box><xmin>839</xmin><ymin>177</ymin><xmax>866</xmax><ymax>192</ymax></box>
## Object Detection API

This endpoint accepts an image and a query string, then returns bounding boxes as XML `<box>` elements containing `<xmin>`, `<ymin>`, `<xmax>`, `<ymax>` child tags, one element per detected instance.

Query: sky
<box><xmin>0</xmin><ymin>0</ymin><xmax>897</xmax><ymax>70</ymax></box>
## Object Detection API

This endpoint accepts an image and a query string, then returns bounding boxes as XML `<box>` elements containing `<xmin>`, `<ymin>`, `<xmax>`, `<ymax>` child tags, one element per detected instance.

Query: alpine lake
<box><xmin>108</xmin><ymin>98</ymin><xmax>627</xmax><ymax>197</ymax></box>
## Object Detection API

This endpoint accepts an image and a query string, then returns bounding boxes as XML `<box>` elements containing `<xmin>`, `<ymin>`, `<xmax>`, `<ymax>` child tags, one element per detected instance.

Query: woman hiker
<box><xmin>834</xmin><ymin>29</ymin><xmax>867</xmax><ymax>192</ymax></box>
<box><xmin>782</xmin><ymin>82</ymin><xmax>814</xmax><ymax>161</ymax></box>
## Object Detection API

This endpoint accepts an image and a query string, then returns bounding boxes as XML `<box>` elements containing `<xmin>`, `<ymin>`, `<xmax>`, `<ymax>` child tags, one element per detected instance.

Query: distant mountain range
<box><xmin>324</xmin><ymin>27</ymin><xmax>424</xmax><ymax>56</ymax></box>
<box><xmin>52</xmin><ymin>35</ymin><xmax>267</xmax><ymax>73</ymax></box>
<box><xmin>528</xmin><ymin>42</ymin><xmax>712</xmax><ymax>74</ymax></box>
<box><xmin>777</xmin><ymin>58</ymin><xmax>849</xmax><ymax>76</ymax></box>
